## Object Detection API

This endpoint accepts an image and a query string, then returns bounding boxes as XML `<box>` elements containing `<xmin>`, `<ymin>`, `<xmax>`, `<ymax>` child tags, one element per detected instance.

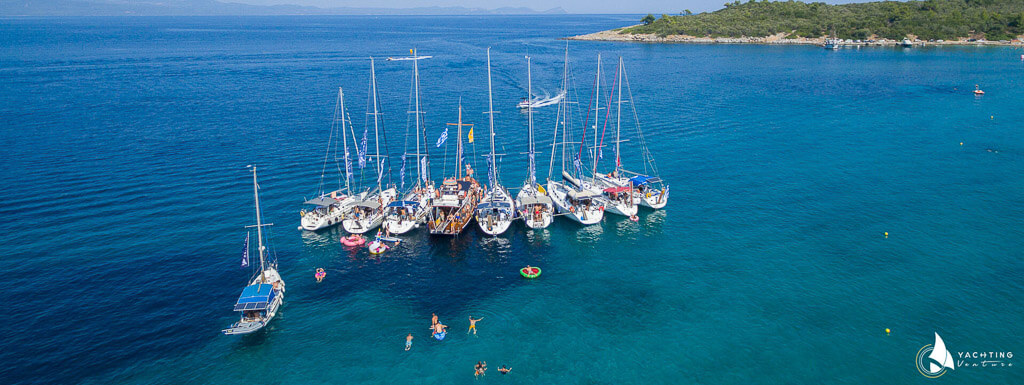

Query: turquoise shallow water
<box><xmin>1</xmin><ymin>15</ymin><xmax>1022</xmax><ymax>384</ymax></box>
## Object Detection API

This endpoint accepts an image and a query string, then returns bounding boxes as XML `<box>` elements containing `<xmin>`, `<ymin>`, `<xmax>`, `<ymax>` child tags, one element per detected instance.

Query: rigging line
<box><xmin>578</xmin><ymin>59</ymin><xmax>599</xmax><ymax>164</ymax></box>
<box><xmin>598</xmin><ymin>59</ymin><xmax>620</xmax><ymax>168</ymax></box>
<box><xmin>622</xmin><ymin>63</ymin><xmax>658</xmax><ymax>177</ymax></box>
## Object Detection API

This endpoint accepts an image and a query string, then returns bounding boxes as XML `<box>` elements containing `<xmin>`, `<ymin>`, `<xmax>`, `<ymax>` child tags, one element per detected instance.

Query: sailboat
<box><xmin>383</xmin><ymin>49</ymin><xmax>433</xmax><ymax>235</ymax></box>
<box><xmin>593</xmin><ymin>57</ymin><xmax>669</xmax><ymax>210</ymax></box>
<box><xmin>343</xmin><ymin>57</ymin><xmax>398</xmax><ymax>234</ymax></box>
<box><xmin>515</xmin><ymin>55</ymin><xmax>553</xmax><ymax>229</ymax></box>
<box><xmin>427</xmin><ymin>102</ymin><xmax>482</xmax><ymax>236</ymax></box>
<box><xmin>300</xmin><ymin>87</ymin><xmax>359</xmax><ymax>231</ymax></box>
<box><xmin>572</xmin><ymin>54</ymin><xmax>637</xmax><ymax>219</ymax></box>
<box><xmin>475</xmin><ymin>48</ymin><xmax>516</xmax><ymax>236</ymax></box>
<box><xmin>223</xmin><ymin>166</ymin><xmax>286</xmax><ymax>335</ymax></box>
<box><xmin>546</xmin><ymin>45</ymin><xmax>604</xmax><ymax>225</ymax></box>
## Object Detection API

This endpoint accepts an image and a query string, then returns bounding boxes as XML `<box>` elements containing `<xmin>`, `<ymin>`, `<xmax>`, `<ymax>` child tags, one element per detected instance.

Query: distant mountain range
<box><xmin>0</xmin><ymin>0</ymin><xmax>568</xmax><ymax>16</ymax></box>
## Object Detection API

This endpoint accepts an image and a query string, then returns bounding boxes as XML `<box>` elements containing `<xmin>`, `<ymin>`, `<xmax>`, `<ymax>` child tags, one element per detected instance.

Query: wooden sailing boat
<box><xmin>593</xmin><ymin>57</ymin><xmax>668</xmax><ymax>210</ymax></box>
<box><xmin>515</xmin><ymin>54</ymin><xmax>553</xmax><ymax>229</ymax></box>
<box><xmin>300</xmin><ymin>87</ymin><xmax>359</xmax><ymax>231</ymax></box>
<box><xmin>427</xmin><ymin>102</ymin><xmax>481</xmax><ymax>236</ymax></box>
<box><xmin>343</xmin><ymin>57</ymin><xmax>397</xmax><ymax>234</ymax></box>
<box><xmin>223</xmin><ymin>166</ymin><xmax>286</xmax><ymax>335</ymax></box>
<box><xmin>476</xmin><ymin>47</ymin><xmax>516</xmax><ymax>236</ymax></box>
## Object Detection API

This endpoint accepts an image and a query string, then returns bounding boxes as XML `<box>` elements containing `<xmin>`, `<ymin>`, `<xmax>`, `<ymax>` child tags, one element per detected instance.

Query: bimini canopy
<box><xmin>304</xmin><ymin>196</ymin><xmax>339</xmax><ymax>207</ymax></box>
<box><xmin>354</xmin><ymin>200</ymin><xmax>380</xmax><ymax>209</ymax></box>
<box><xmin>603</xmin><ymin>186</ymin><xmax>632</xmax><ymax>194</ymax></box>
<box><xmin>233</xmin><ymin>283</ymin><xmax>277</xmax><ymax>311</ymax></box>
<box><xmin>518</xmin><ymin>194</ymin><xmax>552</xmax><ymax>206</ymax></box>
<box><xmin>387</xmin><ymin>200</ymin><xmax>420</xmax><ymax>208</ymax></box>
<box><xmin>477</xmin><ymin>202</ymin><xmax>512</xmax><ymax>211</ymax></box>
<box><xmin>629</xmin><ymin>175</ymin><xmax>661</xmax><ymax>186</ymax></box>
<box><xmin>567</xmin><ymin>189</ymin><xmax>601</xmax><ymax>200</ymax></box>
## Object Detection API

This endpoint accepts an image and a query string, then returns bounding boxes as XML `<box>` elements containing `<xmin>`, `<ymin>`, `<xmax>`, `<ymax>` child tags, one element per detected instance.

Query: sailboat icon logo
<box><xmin>916</xmin><ymin>333</ymin><xmax>956</xmax><ymax>378</ymax></box>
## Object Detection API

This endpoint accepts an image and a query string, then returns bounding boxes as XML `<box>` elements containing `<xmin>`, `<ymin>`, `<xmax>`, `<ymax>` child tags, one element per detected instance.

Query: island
<box><xmin>570</xmin><ymin>0</ymin><xmax>1024</xmax><ymax>46</ymax></box>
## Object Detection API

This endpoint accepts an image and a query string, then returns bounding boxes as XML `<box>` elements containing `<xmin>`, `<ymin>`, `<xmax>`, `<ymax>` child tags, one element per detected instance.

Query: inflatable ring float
<box><xmin>520</xmin><ymin>266</ymin><xmax>541</xmax><ymax>279</ymax></box>
<box><xmin>341</xmin><ymin>235</ymin><xmax>366</xmax><ymax>247</ymax></box>
<box><xmin>368</xmin><ymin>240</ymin><xmax>389</xmax><ymax>255</ymax></box>
<box><xmin>433</xmin><ymin>331</ymin><xmax>446</xmax><ymax>341</ymax></box>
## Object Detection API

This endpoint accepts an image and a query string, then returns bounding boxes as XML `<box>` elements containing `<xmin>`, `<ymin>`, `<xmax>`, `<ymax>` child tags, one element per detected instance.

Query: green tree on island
<box><xmin>625</xmin><ymin>0</ymin><xmax>1024</xmax><ymax>41</ymax></box>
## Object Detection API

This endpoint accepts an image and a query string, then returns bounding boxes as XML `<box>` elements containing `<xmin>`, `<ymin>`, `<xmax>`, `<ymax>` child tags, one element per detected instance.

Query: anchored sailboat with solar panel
<box><xmin>223</xmin><ymin>166</ymin><xmax>286</xmax><ymax>335</ymax></box>
<box><xmin>476</xmin><ymin>48</ymin><xmax>516</xmax><ymax>236</ymax></box>
<box><xmin>593</xmin><ymin>57</ymin><xmax>668</xmax><ymax>210</ymax></box>
<box><xmin>300</xmin><ymin>87</ymin><xmax>360</xmax><ymax>231</ymax></box>
<box><xmin>547</xmin><ymin>45</ymin><xmax>604</xmax><ymax>225</ymax></box>
<box><xmin>343</xmin><ymin>57</ymin><xmax>397</xmax><ymax>234</ymax></box>
<box><xmin>515</xmin><ymin>55</ymin><xmax>553</xmax><ymax>229</ymax></box>
<box><xmin>383</xmin><ymin>49</ymin><xmax>433</xmax><ymax>235</ymax></box>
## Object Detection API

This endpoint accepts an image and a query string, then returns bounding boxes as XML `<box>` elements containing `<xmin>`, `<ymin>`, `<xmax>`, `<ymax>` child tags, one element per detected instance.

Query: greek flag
<box><xmin>376</xmin><ymin>158</ymin><xmax>385</xmax><ymax>184</ymax></box>
<box><xmin>436</xmin><ymin>126</ymin><xmax>448</xmax><ymax>147</ymax></box>
<box><xmin>420</xmin><ymin>156</ymin><xmax>428</xmax><ymax>183</ymax></box>
<box><xmin>573</xmin><ymin>154</ymin><xmax>582</xmax><ymax>174</ymax></box>
<box><xmin>241</xmin><ymin>233</ymin><xmax>250</xmax><ymax>268</ymax></box>
<box><xmin>399</xmin><ymin>154</ymin><xmax>406</xmax><ymax>191</ymax></box>
<box><xmin>358</xmin><ymin>128</ymin><xmax>368</xmax><ymax>168</ymax></box>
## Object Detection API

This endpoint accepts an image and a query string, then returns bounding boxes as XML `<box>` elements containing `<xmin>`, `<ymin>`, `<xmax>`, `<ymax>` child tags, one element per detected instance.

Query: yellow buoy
<box><xmin>884</xmin><ymin>232</ymin><xmax>888</xmax><ymax>238</ymax></box>
<box><xmin>886</xmin><ymin>328</ymin><xmax>891</xmax><ymax>335</ymax></box>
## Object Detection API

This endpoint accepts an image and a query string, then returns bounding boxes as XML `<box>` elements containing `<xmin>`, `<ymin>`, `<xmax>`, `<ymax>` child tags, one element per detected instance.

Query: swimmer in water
<box><xmin>498</xmin><ymin>365</ymin><xmax>511</xmax><ymax>374</ymax></box>
<box><xmin>468</xmin><ymin>316</ymin><xmax>483</xmax><ymax>334</ymax></box>
<box><xmin>431</xmin><ymin>313</ymin><xmax>438</xmax><ymax>326</ymax></box>
<box><xmin>405</xmin><ymin>333</ymin><xmax>413</xmax><ymax>351</ymax></box>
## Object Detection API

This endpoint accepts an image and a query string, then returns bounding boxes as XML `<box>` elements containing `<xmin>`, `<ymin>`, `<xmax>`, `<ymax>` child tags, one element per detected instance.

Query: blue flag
<box><xmin>420</xmin><ymin>156</ymin><xmax>428</xmax><ymax>183</ymax></box>
<box><xmin>528</xmin><ymin>151</ymin><xmax>536</xmax><ymax>185</ymax></box>
<box><xmin>486</xmin><ymin>155</ymin><xmax>495</xmax><ymax>188</ymax></box>
<box><xmin>344</xmin><ymin>150</ymin><xmax>352</xmax><ymax>186</ymax></box>
<box><xmin>399</xmin><ymin>154</ymin><xmax>406</xmax><ymax>191</ymax></box>
<box><xmin>358</xmin><ymin>128</ymin><xmax>368</xmax><ymax>168</ymax></box>
<box><xmin>435</xmin><ymin>125</ymin><xmax>448</xmax><ymax>147</ymax></box>
<box><xmin>241</xmin><ymin>233</ymin><xmax>249</xmax><ymax>268</ymax></box>
<box><xmin>376</xmin><ymin>158</ymin><xmax>385</xmax><ymax>184</ymax></box>
<box><xmin>573</xmin><ymin>154</ymin><xmax>582</xmax><ymax>175</ymax></box>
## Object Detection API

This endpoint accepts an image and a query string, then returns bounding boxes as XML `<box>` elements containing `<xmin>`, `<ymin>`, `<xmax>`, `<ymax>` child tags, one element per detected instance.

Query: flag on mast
<box><xmin>436</xmin><ymin>125</ymin><xmax>448</xmax><ymax>147</ymax></box>
<box><xmin>241</xmin><ymin>233</ymin><xmax>250</xmax><ymax>268</ymax></box>
<box><xmin>467</xmin><ymin>127</ymin><xmax>474</xmax><ymax>143</ymax></box>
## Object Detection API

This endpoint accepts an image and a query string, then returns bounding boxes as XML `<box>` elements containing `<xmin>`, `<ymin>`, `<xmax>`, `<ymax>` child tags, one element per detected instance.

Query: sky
<box><xmin>230</xmin><ymin>0</ymin><xmax>872</xmax><ymax>14</ymax></box>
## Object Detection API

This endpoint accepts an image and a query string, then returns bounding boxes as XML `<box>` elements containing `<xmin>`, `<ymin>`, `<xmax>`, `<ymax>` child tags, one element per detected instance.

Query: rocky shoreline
<box><xmin>567</xmin><ymin>26</ymin><xmax>1024</xmax><ymax>47</ymax></box>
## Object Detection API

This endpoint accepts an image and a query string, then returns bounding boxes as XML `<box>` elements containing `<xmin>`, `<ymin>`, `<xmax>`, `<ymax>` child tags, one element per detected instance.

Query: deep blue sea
<box><xmin>2</xmin><ymin>15</ymin><xmax>1023</xmax><ymax>384</ymax></box>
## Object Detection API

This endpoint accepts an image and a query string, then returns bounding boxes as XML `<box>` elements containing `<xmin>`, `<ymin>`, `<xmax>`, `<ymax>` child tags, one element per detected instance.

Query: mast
<box><xmin>527</xmin><ymin>55</ymin><xmax>535</xmax><ymax>186</ymax></box>
<box><xmin>456</xmin><ymin>102</ymin><xmax>463</xmax><ymax>174</ymax></box>
<box><xmin>371</xmin><ymin>57</ymin><xmax>382</xmax><ymax>192</ymax></box>
<box><xmin>413</xmin><ymin>48</ymin><xmax>424</xmax><ymax>186</ymax></box>
<box><xmin>615</xmin><ymin>57</ymin><xmax>623</xmax><ymax>175</ymax></box>
<box><xmin>339</xmin><ymin>88</ymin><xmax>351</xmax><ymax>192</ymax></box>
<box><xmin>485</xmin><ymin>47</ymin><xmax>498</xmax><ymax>198</ymax></box>
<box><xmin>550</xmin><ymin>43</ymin><xmax>568</xmax><ymax>179</ymax></box>
<box><xmin>252</xmin><ymin>166</ymin><xmax>266</xmax><ymax>283</ymax></box>
<box><xmin>592</xmin><ymin>53</ymin><xmax>601</xmax><ymax>181</ymax></box>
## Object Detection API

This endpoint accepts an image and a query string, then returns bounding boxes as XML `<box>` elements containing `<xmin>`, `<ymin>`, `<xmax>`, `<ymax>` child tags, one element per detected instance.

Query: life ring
<box><xmin>433</xmin><ymin>331</ymin><xmax>446</xmax><ymax>341</ymax></box>
<box><xmin>520</xmin><ymin>266</ymin><xmax>542</xmax><ymax>279</ymax></box>
<box><xmin>629</xmin><ymin>215</ymin><xmax>639</xmax><ymax>222</ymax></box>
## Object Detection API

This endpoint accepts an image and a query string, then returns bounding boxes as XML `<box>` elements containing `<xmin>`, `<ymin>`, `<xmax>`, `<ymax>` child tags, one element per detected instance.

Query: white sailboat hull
<box><xmin>342</xmin><ymin>188</ymin><xmax>396</xmax><ymax>234</ymax></box>
<box><xmin>300</xmin><ymin>196</ymin><xmax>356</xmax><ymax>231</ymax></box>
<box><xmin>602</xmin><ymin>199</ymin><xmax>638</xmax><ymax>217</ymax></box>
<box><xmin>547</xmin><ymin>181</ymin><xmax>603</xmax><ymax>225</ymax></box>
<box><xmin>516</xmin><ymin>184</ymin><xmax>553</xmax><ymax>229</ymax></box>
<box><xmin>383</xmin><ymin>190</ymin><xmax>429</xmax><ymax>235</ymax></box>
<box><xmin>476</xmin><ymin>186</ymin><xmax>515</xmax><ymax>235</ymax></box>
<box><xmin>595</xmin><ymin>174</ymin><xmax>669</xmax><ymax>210</ymax></box>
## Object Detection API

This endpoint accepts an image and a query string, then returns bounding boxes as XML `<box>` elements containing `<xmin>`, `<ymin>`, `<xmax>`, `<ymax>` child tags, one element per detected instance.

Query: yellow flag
<box><xmin>409</xmin><ymin>49</ymin><xmax>414</xmax><ymax>55</ymax></box>
<box><xmin>468</xmin><ymin>127</ymin><xmax>474</xmax><ymax>143</ymax></box>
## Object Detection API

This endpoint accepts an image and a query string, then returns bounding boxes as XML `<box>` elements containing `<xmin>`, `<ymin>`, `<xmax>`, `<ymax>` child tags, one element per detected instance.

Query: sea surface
<box><xmin>1</xmin><ymin>15</ymin><xmax>1022</xmax><ymax>384</ymax></box>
